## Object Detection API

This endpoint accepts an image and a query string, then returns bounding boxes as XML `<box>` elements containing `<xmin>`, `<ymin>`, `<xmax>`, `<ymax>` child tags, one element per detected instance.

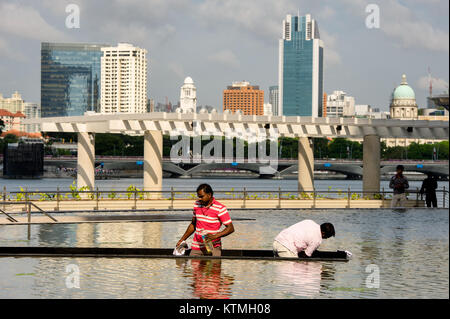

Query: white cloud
<box><xmin>168</xmin><ymin>62</ymin><xmax>185</xmax><ymax>79</ymax></box>
<box><xmin>0</xmin><ymin>2</ymin><xmax>68</xmax><ymax>42</ymax></box>
<box><xmin>196</xmin><ymin>0</ymin><xmax>298</xmax><ymax>40</ymax></box>
<box><xmin>318</xmin><ymin>6</ymin><xmax>336</xmax><ymax>19</ymax></box>
<box><xmin>417</xmin><ymin>76</ymin><xmax>449</xmax><ymax>93</ymax></box>
<box><xmin>341</xmin><ymin>0</ymin><xmax>449</xmax><ymax>53</ymax></box>
<box><xmin>0</xmin><ymin>37</ymin><xmax>21</xmax><ymax>61</ymax></box>
<box><xmin>320</xmin><ymin>30</ymin><xmax>342</xmax><ymax>66</ymax></box>
<box><xmin>208</xmin><ymin>50</ymin><xmax>240</xmax><ymax>68</ymax></box>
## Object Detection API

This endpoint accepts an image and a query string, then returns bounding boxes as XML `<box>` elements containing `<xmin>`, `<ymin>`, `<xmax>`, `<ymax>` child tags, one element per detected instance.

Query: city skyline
<box><xmin>0</xmin><ymin>0</ymin><xmax>448</xmax><ymax>113</ymax></box>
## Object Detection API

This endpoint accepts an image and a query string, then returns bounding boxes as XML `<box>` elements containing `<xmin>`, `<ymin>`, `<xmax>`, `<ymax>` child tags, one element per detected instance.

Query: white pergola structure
<box><xmin>25</xmin><ymin>112</ymin><xmax>449</xmax><ymax>194</ymax></box>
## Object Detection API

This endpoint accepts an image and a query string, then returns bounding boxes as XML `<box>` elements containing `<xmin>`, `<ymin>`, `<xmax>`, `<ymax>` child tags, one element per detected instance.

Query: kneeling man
<box><xmin>273</xmin><ymin>220</ymin><xmax>335</xmax><ymax>258</ymax></box>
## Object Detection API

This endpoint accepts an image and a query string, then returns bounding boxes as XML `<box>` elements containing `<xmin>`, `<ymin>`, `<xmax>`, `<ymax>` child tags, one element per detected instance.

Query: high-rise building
<box><xmin>223</xmin><ymin>82</ymin><xmax>264</xmax><ymax>115</ymax></box>
<box><xmin>0</xmin><ymin>91</ymin><xmax>24</xmax><ymax>113</ymax></box>
<box><xmin>101</xmin><ymin>43</ymin><xmax>147</xmax><ymax>114</ymax></box>
<box><xmin>41</xmin><ymin>42</ymin><xmax>107</xmax><ymax>117</ymax></box>
<box><xmin>325</xmin><ymin>91</ymin><xmax>355</xmax><ymax>118</ymax></box>
<box><xmin>322</xmin><ymin>92</ymin><xmax>327</xmax><ymax>117</ymax></box>
<box><xmin>269</xmin><ymin>86</ymin><xmax>279</xmax><ymax>116</ymax></box>
<box><xmin>278</xmin><ymin>14</ymin><xmax>324</xmax><ymax>117</ymax></box>
<box><xmin>264</xmin><ymin>103</ymin><xmax>273</xmax><ymax>116</ymax></box>
<box><xmin>24</xmin><ymin>102</ymin><xmax>41</xmax><ymax>133</ymax></box>
<box><xmin>179</xmin><ymin>77</ymin><xmax>197</xmax><ymax>113</ymax></box>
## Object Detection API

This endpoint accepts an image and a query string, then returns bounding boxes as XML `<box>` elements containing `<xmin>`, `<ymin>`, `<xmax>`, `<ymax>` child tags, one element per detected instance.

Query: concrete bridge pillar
<box><xmin>144</xmin><ymin>130</ymin><xmax>163</xmax><ymax>198</ymax></box>
<box><xmin>363</xmin><ymin>135</ymin><xmax>381</xmax><ymax>196</ymax></box>
<box><xmin>77</xmin><ymin>132</ymin><xmax>95</xmax><ymax>190</ymax></box>
<box><xmin>298</xmin><ymin>137</ymin><xmax>314</xmax><ymax>192</ymax></box>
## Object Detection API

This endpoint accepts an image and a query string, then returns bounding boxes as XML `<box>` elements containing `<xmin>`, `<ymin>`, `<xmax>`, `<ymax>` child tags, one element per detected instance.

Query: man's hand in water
<box><xmin>176</xmin><ymin>239</ymin><xmax>185</xmax><ymax>247</ymax></box>
<box><xmin>298</xmin><ymin>251</ymin><xmax>310</xmax><ymax>258</ymax></box>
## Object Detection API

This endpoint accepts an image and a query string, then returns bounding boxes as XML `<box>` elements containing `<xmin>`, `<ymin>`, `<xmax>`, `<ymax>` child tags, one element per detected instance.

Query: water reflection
<box><xmin>274</xmin><ymin>261</ymin><xmax>336</xmax><ymax>298</ymax></box>
<box><xmin>0</xmin><ymin>208</ymin><xmax>447</xmax><ymax>298</ymax></box>
<box><xmin>176</xmin><ymin>259</ymin><xmax>234</xmax><ymax>299</ymax></box>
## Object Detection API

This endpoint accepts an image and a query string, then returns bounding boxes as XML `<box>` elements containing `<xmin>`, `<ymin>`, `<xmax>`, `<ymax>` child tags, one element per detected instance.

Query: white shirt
<box><xmin>275</xmin><ymin>220</ymin><xmax>322</xmax><ymax>257</ymax></box>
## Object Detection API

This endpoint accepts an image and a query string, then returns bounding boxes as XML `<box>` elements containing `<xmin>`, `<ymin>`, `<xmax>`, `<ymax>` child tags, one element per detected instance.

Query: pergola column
<box><xmin>77</xmin><ymin>132</ymin><xmax>95</xmax><ymax>190</ymax></box>
<box><xmin>298</xmin><ymin>137</ymin><xmax>314</xmax><ymax>192</ymax></box>
<box><xmin>363</xmin><ymin>135</ymin><xmax>381</xmax><ymax>196</ymax></box>
<box><xmin>144</xmin><ymin>130</ymin><xmax>163</xmax><ymax>198</ymax></box>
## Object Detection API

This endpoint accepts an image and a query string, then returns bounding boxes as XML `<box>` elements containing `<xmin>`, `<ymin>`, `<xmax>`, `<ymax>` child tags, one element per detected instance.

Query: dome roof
<box><xmin>184</xmin><ymin>77</ymin><xmax>194</xmax><ymax>84</ymax></box>
<box><xmin>393</xmin><ymin>75</ymin><xmax>415</xmax><ymax>100</ymax></box>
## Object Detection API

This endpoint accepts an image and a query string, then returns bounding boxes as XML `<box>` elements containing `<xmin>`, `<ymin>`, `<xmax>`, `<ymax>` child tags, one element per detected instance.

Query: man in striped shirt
<box><xmin>177</xmin><ymin>184</ymin><xmax>235</xmax><ymax>256</ymax></box>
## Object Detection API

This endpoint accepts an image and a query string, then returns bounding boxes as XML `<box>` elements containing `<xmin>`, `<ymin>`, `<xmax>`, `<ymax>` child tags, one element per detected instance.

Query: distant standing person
<box><xmin>273</xmin><ymin>220</ymin><xmax>335</xmax><ymax>258</ymax></box>
<box><xmin>420</xmin><ymin>175</ymin><xmax>438</xmax><ymax>208</ymax></box>
<box><xmin>389</xmin><ymin>165</ymin><xmax>409</xmax><ymax>208</ymax></box>
<box><xmin>177</xmin><ymin>184</ymin><xmax>234</xmax><ymax>256</ymax></box>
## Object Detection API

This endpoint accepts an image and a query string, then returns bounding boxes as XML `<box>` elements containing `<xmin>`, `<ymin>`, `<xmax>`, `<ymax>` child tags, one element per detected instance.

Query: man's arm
<box><xmin>389</xmin><ymin>177</ymin><xmax>395</xmax><ymax>189</ymax></box>
<box><xmin>420</xmin><ymin>180</ymin><xmax>426</xmax><ymax>194</ymax></box>
<box><xmin>404</xmin><ymin>177</ymin><xmax>409</xmax><ymax>190</ymax></box>
<box><xmin>206</xmin><ymin>223</ymin><xmax>235</xmax><ymax>241</ymax></box>
<box><xmin>177</xmin><ymin>216</ymin><xmax>196</xmax><ymax>247</ymax></box>
<box><xmin>433</xmin><ymin>180</ymin><xmax>438</xmax><ymax>191</ymax></box>
<box><xmin>303</xmin><ymin>241</ymin><xmax>321</xmax><ymax>257</ymax></box>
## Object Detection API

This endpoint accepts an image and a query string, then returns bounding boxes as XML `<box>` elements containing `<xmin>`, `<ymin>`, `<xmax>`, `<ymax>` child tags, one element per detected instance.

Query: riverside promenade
<box><xmin>1</xmin><ymin>187</ymin><xmax>440</xmax><ymax>225</ymax></box>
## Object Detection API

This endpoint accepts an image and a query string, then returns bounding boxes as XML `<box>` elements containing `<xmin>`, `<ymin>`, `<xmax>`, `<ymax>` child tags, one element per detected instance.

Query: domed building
<box><xmin>179</xmin><ymin>77</ymin><xmax>197</xmax><ymax>113</ymax></box>
<box><xmin>390</xmin><ymin>74</ymin><xmax>418</xmax><ymax>119</ymax></box>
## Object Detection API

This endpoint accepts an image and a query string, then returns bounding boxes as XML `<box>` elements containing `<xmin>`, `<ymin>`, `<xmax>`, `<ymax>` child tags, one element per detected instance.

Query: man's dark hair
<box><xmin>197</xmin><ymin>184</ymin><xmax>214</xmax><ymax>196</ymax></box>
<box><xmin>397</xmin><ymin>165</ymin><xmax>405</xmax><ymax>171</ymax></box>
<box><xmin>321</xmin><ymin>223</ymin><xmax>335</xmax><ymax>238</ymax></box>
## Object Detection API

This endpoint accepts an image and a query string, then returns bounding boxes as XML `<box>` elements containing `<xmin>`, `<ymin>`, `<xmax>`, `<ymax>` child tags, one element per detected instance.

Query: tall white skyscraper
<box><xmin>278</xmin><ymin>14</ymin><xmax>324</xmax><ymax>117</ymax></box>
<box><xmin>24</xmin><ymin>102</ymin><xmax>41</xmax><ymax>133</ymax></box>
<box><xmin>100</xmin><ymin>43</ymin><xmax>147</xmax><ymax>114</ymax></box>
<box><xmin>179</xmin><ymin>77</ymin><xmax>197</xmax><ymax>113</ymax></box>
<box><xmin>269</xmin><ymin>86</ymin><xmax>279</xmax><ymax>116</ymax></box>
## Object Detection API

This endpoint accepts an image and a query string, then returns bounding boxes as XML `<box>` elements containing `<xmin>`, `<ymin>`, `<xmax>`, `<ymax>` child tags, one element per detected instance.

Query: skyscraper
<box><xmin>0</xmin><ymin>91</ymin><xmax>24</xmax><ymax>113</ymax></box>
<box><xmin>269</xmin><ymin>86</ymin><xmax>279</xmax><ymax>116</ymax></box>
<box><xmin>278</xmin><ymin>14</ymin><xmax>324</xmax><ymax>117</ymax></box>
<box><xmin>100</xmin><ymin>43</ymin><xmax>148</xmax><ymax>114</ymax></box>
<box><xmin>24</xmin><ymin>102</ymin><xmax>41</xmax><ymax>133</ymax></box>
<box><xmin>41</xmin><ymin>43</ymin><xmax>107</xmax><ymax>117</ymax></box>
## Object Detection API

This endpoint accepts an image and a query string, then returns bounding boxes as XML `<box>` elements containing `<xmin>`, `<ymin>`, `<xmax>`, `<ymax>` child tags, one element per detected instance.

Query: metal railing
<box><xmin>1</xmin><ymin>186</ymin><xmax>448</xmax><ymax>210</ymax></box>
<box><xmin>0</xmin><ymin>201</ymin><xmax>57</xmax><ymax>223</ymax></box>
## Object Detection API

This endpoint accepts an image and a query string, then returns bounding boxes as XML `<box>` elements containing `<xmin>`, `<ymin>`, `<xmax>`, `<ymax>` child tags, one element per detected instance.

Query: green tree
<box><xmin>0</xmin><ymin>119</ymin><xmax>5</xmax><ymax>134</ymax></box>
<box><xmin>3</xmin><ymin>134</ymin><xmax>19</xmax><ymax>144</ymax></box>
<box><xmin>328</xmin><ymin>138</ymin><xmax>363</xmax><ymax>159</ymax></box>
<box><xmin>313</xmin><ymin>138</ymin><xmax>330</xmax><ymax>159</ymax></box>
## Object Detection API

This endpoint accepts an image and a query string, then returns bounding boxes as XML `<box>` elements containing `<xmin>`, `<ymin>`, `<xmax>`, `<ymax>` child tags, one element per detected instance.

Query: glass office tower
<box><xmin>278</xmin><ymin>14</ymin><xmax>324</xmax><ymax>117</ymax></box>
<box><xmin>41</xmin><ymin>43</ymin><xmax>108</xmax><ymax>117</ymax></box>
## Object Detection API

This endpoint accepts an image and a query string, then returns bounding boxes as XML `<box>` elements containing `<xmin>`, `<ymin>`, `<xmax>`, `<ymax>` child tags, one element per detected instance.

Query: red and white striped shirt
<box><xmin>191</xmin><ymin>198</ymin><xmax>232</xmax><ymax>251</ymax></box>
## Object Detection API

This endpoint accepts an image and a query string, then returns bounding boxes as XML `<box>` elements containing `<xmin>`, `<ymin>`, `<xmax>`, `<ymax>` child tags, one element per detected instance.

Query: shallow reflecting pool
<box><xmin>0</xmin><ymin>208</ymin><xmax>448</xmax><ymax>298</ymax></box>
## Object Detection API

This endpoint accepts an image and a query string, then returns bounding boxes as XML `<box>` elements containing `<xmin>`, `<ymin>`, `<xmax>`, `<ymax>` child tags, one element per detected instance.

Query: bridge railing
<box><xmin>1</xmin><ymin>186</ymin><xmax>448</xmax><ymax>210</ymax></box>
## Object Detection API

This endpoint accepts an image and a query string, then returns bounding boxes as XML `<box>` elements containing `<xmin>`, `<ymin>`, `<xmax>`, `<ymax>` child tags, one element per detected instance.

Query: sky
<box><xmin>0</xmin><ymin>0</ymin><xmax>448</xmax><ymax>112</ymax></box>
